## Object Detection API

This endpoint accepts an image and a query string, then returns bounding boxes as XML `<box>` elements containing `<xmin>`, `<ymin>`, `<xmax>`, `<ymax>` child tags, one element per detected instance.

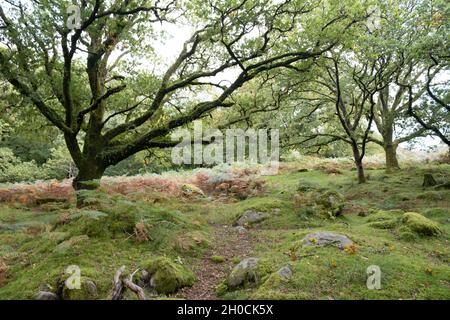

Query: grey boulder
<box><xmin>227</xmin><ymin>257</ymin><xmax>259</xmax><ymax>288</ymax></box>
<box><xmin>301</xmin><ymin>231</ymin><xmax>354</xmax><ymax>250</ymax></box>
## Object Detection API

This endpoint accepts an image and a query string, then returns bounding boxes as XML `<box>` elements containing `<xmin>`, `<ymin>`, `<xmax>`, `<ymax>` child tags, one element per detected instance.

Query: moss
<box><xmin>421</xmin><ymin>208</ymin><xmax>450</xmax><ymax>224</ymax></box>
<box><xmin>60</xmin><ymin>277</ymin><xmax>98</xmax><ymax>300</ymax></box>
<box><xmin>314</xmin><ymin>190</ymin><xmax>345</xmax><ymax>217</ymax></box>
<box><xmin>215</xmin><ymin>282</ymin><xmax>228</xmax><ymax>296</ymax></box>
<box><xmin>211</xmin><ymin>255</ymin><xmax>225</xmax><ymax>263</ymax></box>
<box><xmin>368</xmin><ymin>219</ymin><xmax>399</xmax><ymax>229</ymax></box>
<box><xmin>251</xmin><ymin>272</ymin><xmax>309</xmax><ymax>299</ymax></box>
<box><xmin>141</xmin><ymin>256</ymin><xmax>196</xmax><ymax>294</ymax></box>
<box><xmin>171</xmin><ymin>231</ymin><xmax>209</xmax><ymax>255</ymax></box>
<box><xmin>41</xmin><ymin>231</ymin><xmax>71</xmax><ymax>243</ymax></box>
<box><xmin>297</xmin><ymin>180</ymin><xmax>321</xmax><ymax>192</ymax></box>
<box><xmin>53</xmin><ymin>235</ymin><xmax>89</xmax><ymax>254</ymax></box>
<box><xmin>366</xmin><ymin>210</ymin><xmax>403</xmax><ymax>222</ymax></box>
<box><xmin>402</xmin><ymin>212</ymin><xmax>442</xmax><ymax>237</ymax></box>
<box><xmin>397</xmin><ymin>226</ymin><xmax>419</xmax><ymax>242</ymax></box>
<box><xmin>226</xmin><ymin>258</ymin><xmax>273</xmax><ymax>290</ymax></box>
<box><xmin>251</xmin><ymin>290</ymin><xmax>310</xmax><ymax>300</ymax></box>
<box><xmin>73</xmin><ymin>209</ymin><xmax>136</xmax><ymax>238</ymax></box>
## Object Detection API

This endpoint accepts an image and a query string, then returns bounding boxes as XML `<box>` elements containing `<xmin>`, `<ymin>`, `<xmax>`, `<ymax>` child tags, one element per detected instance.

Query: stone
<box><xmin>271</xmin><ymin>208</ymin><xmax>281</xmax><ymax>215</ymax></box>
<box><xmin>235</xmin><ymin>226</ymin><xmax>247</xmax><ymax>234</ymax></box>
<box><xmin>301</xmin><ymin>232</ymin><xmax>354</xmax><ymax>250</ymax></box>
<box><xmin>277</xmin><ymin>266</ymin><xmax>293</xmax><ymax>280</ymax></box>
<box><xmin>61</xmin><ymin>278</ymin><xmax>98</xmax><ymax>300</ymax></box>
<box><xmin>36</xmin><ymin>291</ymin><xmax>58</xmax><ymax>300</ymax></box>
<box><xmin>235</xmin><ymin>211</ymin><xmax>270</xmax><ymax>226</ymax></box>
<box><xmin>141</xmin><ymin>256</ymin><xmax>195</xmax><ymax>294</ymax></box>
<box><xmin>84</xmin><ymin>279</ymin><xmax>98</xmax><ymax>296</ymax></box>
<box><xmin>227</xmin><ymin>257</ymin><xmax>259</xmax><ymax>288</ymax></box>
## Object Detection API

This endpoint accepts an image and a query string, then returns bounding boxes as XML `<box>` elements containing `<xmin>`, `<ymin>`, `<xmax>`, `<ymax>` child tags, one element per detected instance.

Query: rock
<box><xmin>36</xmin><ymin>291</ymin><xmax>58</xmax><ymax>300</ymax></box>
<box><xmin>402</xmin><ymin>212</ymin><xmax>442</xmax><ymax>236</ymax></box>
<box><xmin>84</xmin><ymin>279</ymin><xmax>98</xmax><ymax>297</ymax></box>
<box><xmin>227</xmin><ymin>257</ymin><xmax>259</xmax><ymax>288</ymax></box>
<box><xmin>301</xmin><ymin>232</ymin><xmax>354</xmax><ymax>250</ymax></box>
<box><xmin>422</xmin><ymin>174</ymin><xmax>437</xmax><ymax>188</ymax></box>
<box><xmin>271</xmin><ymin>208</ymin><xmax>281</xmax><ymax>215</ymax></box>
<box><xmin>235</xmin><ymin>210</ymin><xmax>270</xmax><ymax>226</ymax></box>
<box><xmin>53</xmin><ymin>235</ymin><xmax>89</xmax><ymax>254</ymax></box>
<box><xmin>181</xmin><ymin>184</ymin><xmax>205</xmax><ymax>196</ymax></box>
<box><xmin>314</xmin><ymin>190</ymin><xmax>345</xmax><ymax>217</ymax></box>
<box><xmin>141</xmin><ymin>256</ymin><xmax>195</xmax><ymax>294</ymax></box>
<box><xmin>235</xmin><ymin>226</ymin><xmax>247</xmax><ymax>234</ymax></box>
<box><xmin>277</xmin><ymin>266</ymin><xmax>293</xmax><ymax>280</ymax></box>
<box><xmin>60</xmin><ymin>278</ymin><xmax>98</xmax><ymax>300</ymax></box>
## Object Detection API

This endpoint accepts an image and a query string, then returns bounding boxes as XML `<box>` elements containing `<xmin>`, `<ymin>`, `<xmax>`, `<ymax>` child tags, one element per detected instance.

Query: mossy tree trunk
<box><xmin>384</xmin><ymin>142</ymin><xmax>400</xmax><ymax>172</ymax></box>
<box><xmin>352</xmin><ymin>143</ymin><xmax>366</xmax><ymax>184</ymax></box>
<box><xmin>72</xmin><ymin>161</ymin><xmax>106</xmax><ymax>207</ymax></box>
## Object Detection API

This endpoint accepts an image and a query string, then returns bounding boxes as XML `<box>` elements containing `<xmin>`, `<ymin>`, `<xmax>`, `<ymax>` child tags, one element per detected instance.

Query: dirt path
<box><xmin>174</xmin><ymin>224</ymin><xmax>262</xmax><ymax>300</ymax></box>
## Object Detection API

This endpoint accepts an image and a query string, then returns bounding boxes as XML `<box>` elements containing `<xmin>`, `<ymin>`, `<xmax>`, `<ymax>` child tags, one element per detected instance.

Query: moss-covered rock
<box><xmin>402</xmin><ymin>212</ymin><xmax>442</xmax><ymax>236</ymax></box>
<box><xmin>234</xmin><ymin>210</ymin><xmax>271</xmax><ymax>227</ymax></box>
<box><xmin>60</xmin><ymin>278</ymin><xmax>98</xmax><ymax>300</ymax></box>
<box><xmin>314</xmin><ymin>190</ymin><xmax>345</xmax><ymax>217</ymax></box>
<box><xmin>141</xmin><ymin>256</ymin><xmax>195</xmax><ymax>294</ymax></box>
<box><xmin>226</xmin><ymin>258</ymin><xmax>272</xmax><ymax>289</ymax></box>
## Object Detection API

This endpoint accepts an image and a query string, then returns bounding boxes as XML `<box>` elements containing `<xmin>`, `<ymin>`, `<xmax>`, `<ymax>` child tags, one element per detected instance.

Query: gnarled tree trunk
<box><xmin>352</xmin><ymin>143</ymin><xmax>366</xmax><ymax>184</ymax></box>
<box><xmin>72</xmin><ymin>162</ymin><xmax>106</xmax><ymax>207</ymax></box>
<box><xmin>382</xmin><ymin>125</ymin><xmax>400</xmax><ymax>172</ymax></box>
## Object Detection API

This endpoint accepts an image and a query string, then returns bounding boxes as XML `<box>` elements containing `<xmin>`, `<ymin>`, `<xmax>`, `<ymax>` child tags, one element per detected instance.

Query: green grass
<box><xmin>0</xmin><ymin>163</ymin><xmax>449</xmax><ymax>299</ymax></box>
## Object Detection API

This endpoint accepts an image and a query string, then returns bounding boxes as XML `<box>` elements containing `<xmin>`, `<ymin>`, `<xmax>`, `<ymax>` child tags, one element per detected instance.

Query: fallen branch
<box><xmin>111</xmin><ymin>266</ymin><xmax>147</xmax><ymax>300</ymax></box>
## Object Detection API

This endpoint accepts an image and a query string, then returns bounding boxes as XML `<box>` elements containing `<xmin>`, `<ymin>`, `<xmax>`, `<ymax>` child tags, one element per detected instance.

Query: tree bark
<box><xmin>384</xmin><ymin>143</ymin><xmax>400</xmax><ymax>172</ymax></box>
<box><xmin>72</xmin><ymin>162</ymin><xmax>106</xmax><ymax>207</ymax></box>
<box><xmin>352</xmin><ymin>143</ymin><xmax>366</xmax><ymax>184</ymax></box>
<box><xmin>381</xmin><ymin>123</ymin><xmax>400</xmax><ymax>172</ymax></box>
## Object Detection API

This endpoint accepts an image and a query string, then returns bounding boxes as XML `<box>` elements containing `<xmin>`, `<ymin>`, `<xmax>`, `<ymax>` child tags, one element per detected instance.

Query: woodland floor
<box><xmin>0</xmin><ymin>161</ymin><xmax>449</xmax><ymax>300</ymax></box>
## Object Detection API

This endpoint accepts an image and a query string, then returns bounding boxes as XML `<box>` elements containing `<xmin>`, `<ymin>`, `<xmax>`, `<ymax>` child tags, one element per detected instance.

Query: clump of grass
<box><xmin>211</xmin><ymin>255</ymin><xmax>226</xmax><ymax>263</ymax></box>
